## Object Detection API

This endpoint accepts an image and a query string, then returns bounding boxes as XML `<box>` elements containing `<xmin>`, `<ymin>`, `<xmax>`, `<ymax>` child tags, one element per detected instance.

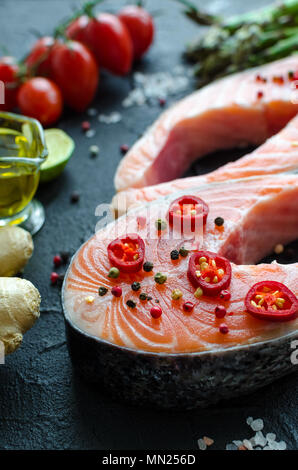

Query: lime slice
<box><xmin>40</xmin><ymin>129</ymin><xmax>75</xmax><ymax>183</ymax></box>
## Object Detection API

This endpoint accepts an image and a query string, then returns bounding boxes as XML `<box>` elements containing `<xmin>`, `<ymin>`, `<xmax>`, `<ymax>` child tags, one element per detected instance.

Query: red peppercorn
<box><xmin>81</xmin><ymin>120</ymin><xmax>91</xmax><ymax>132</ymax></box>
<box><xmin>120</xmin><ymin>144</ymin><xmax>129</xmax><ymax>154</ymax></box>
<box><xmin>150</xmin><ymin>305</ymin><xmax>162</xmax><ymax>319</ymax></box>
<box><xmin>53</xmin><ymin>255</ymin><xmax>62</xmax><ymax>267</ymax></box>
<box><xmin>219</xmin><ymin>323</ymin><xmax>229</xmax><ymax>334</ymax></box>
<box><xmin>50</xmin><ymin>272</ymin><xmax>59</xmax><ymax>285</ymax></box>
<box><xmin>219</xmin><ymin>290</ymin><xmax>231</xmax><ymax>301</ymax></box>
<box><xmin>257</xmin><ymin>91</ymin><xmax>264</xmax><ymax>100</ymax></box>
<box><xmin>111</xmin><ymin>286</ymin><xmax>122</xmax><ymax>297</ymax></box>
<box><xmin>215</xmin><ymin>305</ymin><xmax>226</xmax><ymax>318</ymax></box>
<box><xmin>183</xmin><ymin>301</ymin><xmax>195</xmax><ymax>313</ymax></box>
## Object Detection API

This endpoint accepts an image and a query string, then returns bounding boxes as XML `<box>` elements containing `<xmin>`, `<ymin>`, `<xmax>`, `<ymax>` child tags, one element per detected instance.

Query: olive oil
<box><xmin>0</xmin><ymin>128</ymin><xmax>40</xmax><ymax>218</ymax></box>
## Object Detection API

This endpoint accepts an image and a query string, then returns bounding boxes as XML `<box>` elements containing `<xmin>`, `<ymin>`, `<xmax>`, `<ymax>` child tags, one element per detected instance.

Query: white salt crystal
<box><xmin>98</xmin><ymin>112</ymin><xmax>122</xmax><ymax>124</ymax></box>
<box><xmin>251</xmin><ymin>418</ymin><xmax>264</xmax><ymax>432</ymax></box>
<box><xmin>276</xmin><ymin>441</ymin><xmax>287</xmax><ymax>450</ymax></box>
<box><xmin>246</xmin><ymin>417</ymin><xmax>253</xmax><ymax>426</ymax></box>
<box><xmin>232</xmin><ymin>440</ymin><xmax>243</xmax><ymax>447</ymax></box>
<box><xmin>226</xmin><ymin>443</ymin><xmax>238</xmax><ymax>451</ymax></box>
<box><xmin>85</xmin><ymin>129</ymin><xmax>96</xmax><ymax>138</ymax></box>
<box><xmin>243</xmin><ymin>439</ymin><xmax>253</xmax><ymax>450</ymax></box>
<box><xmin>266</xmin><ymin>433</ymin><xmax>276</xmax><ymax>442</ymax></box>
<box><xmin>197</xmin><ymin>438</ymin><xmax>207</xmax><ymax>450</ymax></box>
<box><xmin>254</xmin><ymin>431</ymin><xmax>267</xmax><ymax>447</ymax></box>
<box><xmin>87</xmin><ymin>107</ymin><xmax>97</xmax><ymax>117</ymax></box>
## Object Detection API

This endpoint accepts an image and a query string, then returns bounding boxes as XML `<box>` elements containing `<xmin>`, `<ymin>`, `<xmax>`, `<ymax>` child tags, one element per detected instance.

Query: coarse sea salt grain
<box><xmin>226</xmin><ymin>443</ymin><xmax>238</xmax><ymax>451</ymax></box>
<box><xmin>251</xmin><ymin>418</ymin><xmax>264</xmax><ymax>432</ymax></box>
<box><xmin>98</xmin><ymin>112</ymin><xmax>122</xmax><ymax>124</ymax></box>
<box><xmin>122</xmin><ymin>68</ymin><xmax>192</xmax><ymax>108</ymax></box>
<box><xmin>221</xmin><ymin>416</ymin><xmax>289</xmax><ymax>451</ymax></box>
<box><xmin>197</xmin><ymin>438</ymin><xmax>207</xmax><ymax>450</ymax></box>
<box><xmin>266</xmin><ymin>433</ymin><xmax>276</xmax><ymax>442</ymax></box>
<box><xmin>87</xmin><ymin>107</ymin><xmax>97</xmax><ymax>117</ymax></box>
<box><xmin>242</xmin><ymin>439</ymin><xmax>253</xmax><ymax>450</ymax></box>
<box><xmin>85</xmin><ymin>129</ymin><xmax>96</xmax><ymax>138</ymax></box>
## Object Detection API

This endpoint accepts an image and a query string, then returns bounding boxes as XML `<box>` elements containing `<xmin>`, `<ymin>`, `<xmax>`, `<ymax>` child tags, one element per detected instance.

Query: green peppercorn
<box><xmin>154</xmin><ymin>272</ymin><xmax>167</xmax><ymax>284</ymax></box>
<box><xmin>131</xmin><ymin>282</ymin><xmax>141</xmax><ymax>291</ymax></box>
<box><xmin>139</xmin><ymin>292</ymin><xmax>147</xmax><ymax>301</ymax></box>
<box><xmin>143</xmin><ymin>261</ymin><xmax>153</xmax><ymax>272</ymax></box>
<box><xmin>155</xmin><ymin>219</ymin><xmax>167</xmax><ymax>231</ymax></box>
<box><xmin>108</xmin><ymin>267</ymin><xmax>120</xmax><ymax>279</ymax></box>
<box><xmin>179</xmin><ymin>246</ymin><xmax>189</xmax><ymax>257</ymax></box>
<box><xmin>170</xmin><ymin>249</ymin><xmax>179</xmax><ymax>260</ymax></box>
<box><xmin>98</xmin><ymin>286</ymin><xmax>108</xmax><ymax>296</ymax></box>
<box><xmin>214</xmin><ymin>216</ymin><xmax>224</xmax><ymax>227</ymax></box>
<box><xmin>126</xmin><ymin>299</ymin><xmax>137</xmax><ymax>309</ymax></box>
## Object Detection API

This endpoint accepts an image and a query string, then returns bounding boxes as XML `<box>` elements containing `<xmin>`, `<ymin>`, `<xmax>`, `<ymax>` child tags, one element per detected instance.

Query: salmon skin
<box><xmin>63</xmin><ymin>173</ymin><xmax>298</xmax><ymax>354</ymax></box>
<box><xmin>114</xmin><ymin>56</ymin><xmax>298</xmax><ymax>192</ymax></box>
<box><xmin>112</xmin><ymin>115</ymin><xmax>298</xmax><ymax>216</ymax></box>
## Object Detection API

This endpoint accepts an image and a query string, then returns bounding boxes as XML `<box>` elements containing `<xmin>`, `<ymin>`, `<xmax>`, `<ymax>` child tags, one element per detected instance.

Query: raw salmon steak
<box><xmin>63</xmin><ymin>174</ymin><xmax>298</xmax><ymax>354</ymax></box>
<box><xmin>112</xmin><ymin>115</ymin><xmax>298</xmax><ymax>216</ymax></box>
<box><xmin>114</xmin><ymin>56</ymin><xmax>298</xmax><ymax>192</ymax></box>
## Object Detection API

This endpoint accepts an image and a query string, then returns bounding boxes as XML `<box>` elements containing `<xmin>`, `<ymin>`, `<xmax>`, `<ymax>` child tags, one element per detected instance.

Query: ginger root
<box><xmin>0</xmin><ymin>226</ymin><xmax>33</xmax><ymax>276</ymax></box>
<box><xmin>0</xmin><ymin>277</ymin><xmax>40</xmax><ymax>354</ymax></box>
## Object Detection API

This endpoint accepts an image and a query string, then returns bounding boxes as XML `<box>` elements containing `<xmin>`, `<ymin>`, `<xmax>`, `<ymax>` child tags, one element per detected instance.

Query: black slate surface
<box><xmin>0</xmin><ymin>0</ymin><xmax>297</xmax><ymax>450</ymax></box>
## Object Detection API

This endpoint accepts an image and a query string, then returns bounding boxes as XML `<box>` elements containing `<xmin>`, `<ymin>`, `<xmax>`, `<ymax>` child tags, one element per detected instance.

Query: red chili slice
<box><xmin>245</xmin><ymin>281</ymin><xmax>298</xmax><ymax>322</ymax></box>
<box><xmin>188</xmin><ymin>250</ymin><xmax>232</xmax><ymax>296</ymax></box>
<box><xmin>168</xmin><ymin>195</ymin><xmax>209</xmax><ymax>232</ymax></box>
<box><xmin>107</xmin><ymin>233</ymin><xmax>145</xmax><ymax>273</ymax></box>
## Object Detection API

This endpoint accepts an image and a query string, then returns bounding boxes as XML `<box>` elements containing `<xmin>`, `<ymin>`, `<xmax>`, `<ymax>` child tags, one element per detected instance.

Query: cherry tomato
<box><xmin>0</xmin><ymin>56</ymin><xmax>19</xmax><ymax>111</ymax></box>
<box><xmin>50</xmin><ymin>40</ymin><xmax>99</xmax><ymax>112</ymax></box>
<box><xmin>17</xmin><ymin>77</ymin><xmax>63</xmax><ymax>127</ymax></box>
<box><xmin>107</xmin><ymin>234</ymin><xmax>145</xmax><ymax>273</ymax></box>
<box><xmin>66</xmin><ymin>15</ymin><xmax>89</xmax><ymax>43</ymax></box>
<box><xmin>188</xmin><ymin>251</ymin><xmax>232</xmax><ymax>296</ymax></box>
<box><xmin>84</xmin><ymin>13</ymin><xmax>133</xmax><ymax>75</ymax></box>
<box><xmin>245</xmin><ymin>281</ymin><xmax>298</xmax><ymax>322</ymax></box>
<box><xmin>25</xmin><ymin>37</ymin><xmax>56</xmax><ymax>76</ymax></box>
<box><xmin>118</xmin><ymin>5</ymin><xmax>154</xmax><ymax>60</ymax></box>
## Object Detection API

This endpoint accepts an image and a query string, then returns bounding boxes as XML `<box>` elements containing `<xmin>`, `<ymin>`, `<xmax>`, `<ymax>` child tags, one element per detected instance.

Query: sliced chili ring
<box><xmin>168</xmin><ymin>195</ymin><xmax>209</xmax><ymax>232</ymax></box>
<box><xmin>245</xmin><ymin>281</ymin><xmax>298</xmax><ymax>322</ymax></box>
<box><xmin>107</xmin><ymin>233</ymin><xmax>145</xmax><ymax>273</ymax></box>
<box><xmin>188</xmin><ymin>250</ymin><xmax>232</xmax><ymax>296</ymax></box>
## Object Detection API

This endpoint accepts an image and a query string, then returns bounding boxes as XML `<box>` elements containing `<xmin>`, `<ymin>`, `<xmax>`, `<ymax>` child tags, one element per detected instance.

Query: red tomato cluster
<box><xmin>0</xmin><ymin>5</ymin><xmax>154</xmax><ymax>126</ymax></box>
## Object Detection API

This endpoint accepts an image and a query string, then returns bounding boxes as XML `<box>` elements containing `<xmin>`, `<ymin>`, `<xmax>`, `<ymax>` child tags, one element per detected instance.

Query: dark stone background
<box><xmin>0</xmin><ymin>0</ymin><xmax>297</xmax><ymax>450</ymax></box>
